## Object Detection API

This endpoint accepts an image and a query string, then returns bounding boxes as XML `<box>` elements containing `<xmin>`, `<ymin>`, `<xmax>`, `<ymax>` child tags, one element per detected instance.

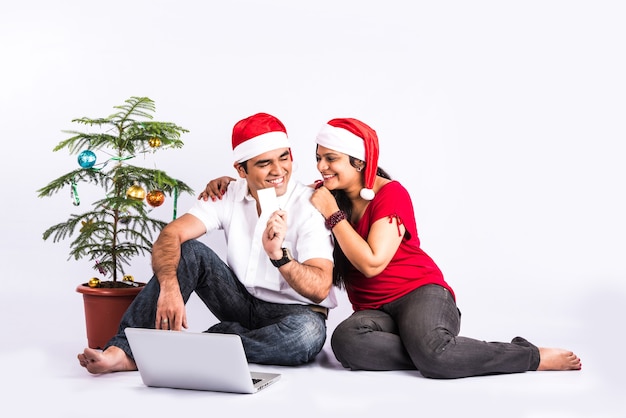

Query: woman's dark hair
<box><xmin>331</xmin><ymin>156</ymin><xmax>392</xmax><ymax>288</ymax></box>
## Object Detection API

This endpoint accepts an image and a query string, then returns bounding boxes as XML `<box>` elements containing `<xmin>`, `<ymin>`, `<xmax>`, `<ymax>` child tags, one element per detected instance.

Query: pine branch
<box><xmin>37</xmin><ymin>168</ymin><xmax>111</xmax><ymax>198</ymax></box>
<box><xmin>54</xmin><ymin>132</ymin><xmax>119</xmax><ymax>154</ymax></box>
<box><xmin>110</xmin><ymin>96</ymin><xmax>156</xmax><ymax>122</ymax></box>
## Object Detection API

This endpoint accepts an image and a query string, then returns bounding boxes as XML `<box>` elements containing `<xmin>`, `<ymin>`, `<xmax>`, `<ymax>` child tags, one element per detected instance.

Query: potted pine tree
<box><xmin>37</xmin><ymin>96</ymin><xmax>193</xmax><ymax>348</ymax></box>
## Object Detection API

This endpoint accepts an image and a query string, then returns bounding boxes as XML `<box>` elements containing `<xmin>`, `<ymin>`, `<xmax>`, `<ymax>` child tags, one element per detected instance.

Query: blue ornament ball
<box><xmin>77</xmin><ymin>150</ymin><xmax>97</xmax><ymax>168</ymax></box>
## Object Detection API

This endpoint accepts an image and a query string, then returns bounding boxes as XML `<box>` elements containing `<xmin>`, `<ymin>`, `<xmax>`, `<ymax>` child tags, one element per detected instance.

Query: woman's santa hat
<box><xmin>315</xmin><ymin>118</ymin><xmax>380</xmax><ymax>200</ymax></box>
<box><xmin>232</xmin><ymin>113</ymin><xmax>291</xmax><ymax>163</ymax></box>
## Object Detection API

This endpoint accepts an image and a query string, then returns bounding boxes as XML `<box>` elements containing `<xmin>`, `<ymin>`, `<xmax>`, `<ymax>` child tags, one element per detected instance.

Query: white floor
<box><xmin>2</xmin><ymin>282</ymin><xmax>623</xmax><ymax>418</ymax></box>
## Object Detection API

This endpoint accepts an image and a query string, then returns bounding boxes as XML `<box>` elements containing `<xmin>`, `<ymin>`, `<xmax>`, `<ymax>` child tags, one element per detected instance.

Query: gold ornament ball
<box><xmin>126</xmin><ymin>184</ymin><xmax>146</xmax><ymax>201</ymax></box>
<box><xmin>123</xmin><ymin>274</ymin><xmax>135</xmax><ymax>282</ymax></box>
<box><xmin>88</xmin><ymin>277</ymin><xmax>101</xmax><ymax>288</ymax></box>
<box><xmin>149</xmin><ymin>137</ymin><xmax>162</xmax><ymax>148</ymax></box>
<box><xmin>146</xmin><ymin>190</ymin><xmax>166</xmax><ymax>207</ymax></box>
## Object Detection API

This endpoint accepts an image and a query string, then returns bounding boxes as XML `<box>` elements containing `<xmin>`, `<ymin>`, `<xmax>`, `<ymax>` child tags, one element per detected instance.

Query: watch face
<box><xmin>283</xmin><ymin>248</ymin><xmax>293</xmax><ymax>260</ymax></box>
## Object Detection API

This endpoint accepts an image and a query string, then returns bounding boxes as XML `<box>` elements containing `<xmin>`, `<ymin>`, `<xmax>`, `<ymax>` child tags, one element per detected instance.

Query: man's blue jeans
<box><xmin>331</xmin><ymin>284</ymin><xmax>540</xmax><ymax>378</ymax></box>
<box><xmin>106</xmin><ymin>240</ymin><xmax>327</xmax><ymax>366</ymax></box>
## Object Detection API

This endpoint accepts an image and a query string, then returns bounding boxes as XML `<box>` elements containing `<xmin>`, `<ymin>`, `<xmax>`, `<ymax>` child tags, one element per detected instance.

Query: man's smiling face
<box><xmin>236</xmin><ymin>147</ymin><xmax>292</xmax><ymax>199</ymax></box>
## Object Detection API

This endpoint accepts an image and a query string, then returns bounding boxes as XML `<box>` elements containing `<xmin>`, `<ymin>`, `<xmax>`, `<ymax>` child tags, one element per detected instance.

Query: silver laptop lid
<box><xmin>126</xmin><ymin>328</ymin><xmax>280</xmax><ymax>394</ymax></box>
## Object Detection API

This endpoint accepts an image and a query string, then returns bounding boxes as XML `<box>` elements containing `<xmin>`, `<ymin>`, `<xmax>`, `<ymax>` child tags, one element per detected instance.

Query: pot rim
<box><xmin>76</xmin><ymin>283</ymin><xmax>145</xmax><ymax>296</ymax></box>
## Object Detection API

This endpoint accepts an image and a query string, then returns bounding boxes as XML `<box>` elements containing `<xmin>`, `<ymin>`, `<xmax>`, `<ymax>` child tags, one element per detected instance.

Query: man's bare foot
<box><xmin>537</xmin><ymin>347</ymin><xmax>582</xmax><ymax>371</ymax></box>
<box><xmin>77</xmin><ymin>346</ymin><xmax>137</xmax><ymax>374</ymax></box>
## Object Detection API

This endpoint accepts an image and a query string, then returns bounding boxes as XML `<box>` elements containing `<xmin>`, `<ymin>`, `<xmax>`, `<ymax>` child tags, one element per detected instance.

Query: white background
<box><xmin>1</xmin><ymin>1</ymin><xmax>624</xmax><ymax>417</ymax></box>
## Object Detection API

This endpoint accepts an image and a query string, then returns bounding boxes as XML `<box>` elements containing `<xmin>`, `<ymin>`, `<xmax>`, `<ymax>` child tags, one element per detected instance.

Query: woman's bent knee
<box><xmin>410</xmin><ymin>328</ymin><xmax>458</xmax><ymax>378</ymax></box>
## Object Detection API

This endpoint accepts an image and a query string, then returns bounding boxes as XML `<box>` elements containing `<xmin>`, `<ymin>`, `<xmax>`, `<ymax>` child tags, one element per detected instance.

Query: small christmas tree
<box><xmin>37</xmin><ymin>96</ymin><xmax>193</xmax><ymax>285</ymax></box>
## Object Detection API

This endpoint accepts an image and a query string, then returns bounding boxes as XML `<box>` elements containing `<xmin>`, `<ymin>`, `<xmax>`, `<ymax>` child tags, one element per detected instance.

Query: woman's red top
<box><xmin>346</xmin><ymin>181</ymin><xmax>455</xmax><ymax>311</ymax></box>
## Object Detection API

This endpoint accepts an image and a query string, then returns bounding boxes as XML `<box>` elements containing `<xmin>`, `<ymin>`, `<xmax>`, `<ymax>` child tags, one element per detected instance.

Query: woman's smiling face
<box><xmin>315</xmin><ymin>145</ymin><xmax>363</xmax><ymax>194</ymax></box>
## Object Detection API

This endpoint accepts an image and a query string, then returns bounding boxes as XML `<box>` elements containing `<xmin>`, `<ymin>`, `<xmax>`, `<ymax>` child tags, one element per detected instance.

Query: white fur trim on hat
<box><xmin>233</xmin><ymin>131</ymin><xmax>291</xmax><ymax>163</ymax></box>
<box><xmin>315</xmin><ymin>124</ymin><xmax>365</xmax><ymax>161</ymax></box>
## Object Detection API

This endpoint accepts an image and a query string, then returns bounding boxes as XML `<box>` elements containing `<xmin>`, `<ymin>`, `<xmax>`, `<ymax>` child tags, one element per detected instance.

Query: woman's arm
<box><xmin>331</xmin><ymin>215</ymin><xmax>404</xmax><ymax>278</ymax></box>
<box><xmin>310</xmin><ymin>186</ymin><xmax>404</xmax><ymax>278</ymax></box>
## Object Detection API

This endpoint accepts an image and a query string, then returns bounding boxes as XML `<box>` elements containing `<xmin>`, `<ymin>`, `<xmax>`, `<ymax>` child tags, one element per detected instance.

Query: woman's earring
<box><xmin>356</xmin><ymin>166</ymin><xmax>363</xmax><ymax>172</ymax></box>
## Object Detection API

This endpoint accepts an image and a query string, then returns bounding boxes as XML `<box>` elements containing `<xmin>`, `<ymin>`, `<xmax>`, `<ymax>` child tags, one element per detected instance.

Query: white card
<box><xmin>257</xmin><ymin>187</ymin><xmax>280</xmax><ymax>214</ymax></box>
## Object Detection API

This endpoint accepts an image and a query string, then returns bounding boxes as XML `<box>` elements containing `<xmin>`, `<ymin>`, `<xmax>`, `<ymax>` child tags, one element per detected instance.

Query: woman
<box><xmin>201</xmin><ymin>117</ymin><xmax>581</xmax><ymax>378</ymax></box>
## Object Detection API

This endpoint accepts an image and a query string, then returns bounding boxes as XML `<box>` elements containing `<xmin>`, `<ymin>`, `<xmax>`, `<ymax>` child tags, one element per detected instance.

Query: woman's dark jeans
<box><xmin>331</xmin><ymin>284</ymin><xmax>540</xmax><ymax>378</ymax></box>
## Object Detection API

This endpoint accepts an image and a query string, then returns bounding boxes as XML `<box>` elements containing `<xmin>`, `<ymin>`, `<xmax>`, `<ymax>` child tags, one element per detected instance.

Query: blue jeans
<box><xmin>331</xmin><ymin>284</ymin><xmax>540</xmax><ymax>378</ymax></box>
<box><xmin>106</xmin><ymin>240</ymin><xmax>327</xmax><ymax>366</ymax></box>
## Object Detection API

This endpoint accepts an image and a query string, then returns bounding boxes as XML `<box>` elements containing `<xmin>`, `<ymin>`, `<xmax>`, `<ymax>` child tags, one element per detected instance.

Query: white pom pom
<box><xmin>360</xmin><ymin>188</ymin><xmax>375</xmax><ymax>200</ymax></box>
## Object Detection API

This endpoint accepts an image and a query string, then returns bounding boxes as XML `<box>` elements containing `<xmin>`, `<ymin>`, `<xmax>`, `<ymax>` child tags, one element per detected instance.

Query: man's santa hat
<box><xmin>232</xmin><ymin>113</ymin><xmax>291</xmax><ymax>163</ymax></box>
<box><xmin>315</xmin><ymin>118</ymin><xmax>379</xmax><ymax>200</ymax></box>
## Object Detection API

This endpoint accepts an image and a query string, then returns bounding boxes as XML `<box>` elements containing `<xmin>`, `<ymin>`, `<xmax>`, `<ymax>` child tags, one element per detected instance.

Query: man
<box><xmin>78</xmin><ymin>112</ymin><xmax>337</xmax><ymax>373</ymax></box>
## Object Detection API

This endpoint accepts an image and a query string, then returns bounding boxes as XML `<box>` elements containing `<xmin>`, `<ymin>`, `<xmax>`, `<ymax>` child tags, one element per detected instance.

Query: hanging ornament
<box><xmin>173</xmin><ymin>185</ymin><xmax>179</xmax><ymax>220</ymax></box>
<box><xmin>95</xmin><ymin>260</ymin><xmax>107</xmax><ymax>275</ymax></box>
<box><xmin>80</xmin><ymin>219</ymin><xmax>94</xmax><ymax>232</ymax></box>
<box><xmin>88</xmin><ymin>277</ymin><xmax>100</xmax><ymax>288</ymax></box>
<box><xmin>77</xmin><ymin>150</ymin><xmax>97</xmax><ymax>168</ymax></box>
<box><xmin>149</xmin><ymin>137</ymin><xmax>162</xmax><ymax>148</ymax></box>
<box><xmin>71</xmin><ymin>179</ymin><xmax>80</xmax><ymax>206</ymax></box>
<box><xmin>146</xmin><ymin>190</ymin><xmax>165</xmax><ymax>207</ymax></box>
<box><xmin>119</xmin><ymin>210</ymin><xmax>132</xmax><ymax>224</ymax></box>
<box><xmin>126</xmin><ymin>183</ymin><xmax>146</xmax><ymax>201</ymax></box>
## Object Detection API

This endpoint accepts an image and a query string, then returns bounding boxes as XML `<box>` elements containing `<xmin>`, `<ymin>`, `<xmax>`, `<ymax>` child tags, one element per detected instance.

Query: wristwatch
<box><xmin>270</xmin><ymin>248</ymin><xmax>293</xmax><ymax>268</ymax></box>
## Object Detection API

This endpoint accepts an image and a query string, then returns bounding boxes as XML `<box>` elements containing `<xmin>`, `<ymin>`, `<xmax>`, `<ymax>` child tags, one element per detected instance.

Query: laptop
<box><xmin>125</xmin><ymin>328</ymin><xmax>281</xmax><ymax>394</ymax></box>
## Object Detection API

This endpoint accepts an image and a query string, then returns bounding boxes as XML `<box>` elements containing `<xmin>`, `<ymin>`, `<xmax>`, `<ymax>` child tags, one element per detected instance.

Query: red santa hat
<box><xmin>232</xmin><ymin>113</ymin><xmax>291</xmax><ymax>163</ymax></box>
<box><xmin>315</xmin><ymin>118</ymin><xmax>379</xmax><ymax>200</ymax></box>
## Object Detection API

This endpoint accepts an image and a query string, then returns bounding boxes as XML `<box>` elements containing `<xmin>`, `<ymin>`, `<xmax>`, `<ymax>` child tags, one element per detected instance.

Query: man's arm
<box><xmin>273</xmin><ymin>257</ymin><xmax>333</xmax><ymax>304</ymax></box>
<box><xmin>151</xmin><ymin>213</ymin><xmax>207</xmax><ymax>330</ymax></box>
<box><xmin>263</xmin><ymin>210</ymin><xmax>333</xmax><ymax>304</ymax></box>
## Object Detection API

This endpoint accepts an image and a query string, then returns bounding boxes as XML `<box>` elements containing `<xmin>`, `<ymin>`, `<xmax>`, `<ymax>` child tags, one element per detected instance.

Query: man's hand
<box><xmin>155</xmin><ymin>282</ymin><xmax>188</xmax><ymax>330</ymax></box>
<box><xmin>263</xmin><ymin>209</ymin><xmax>288</xmax><ymax>259</ymax></box>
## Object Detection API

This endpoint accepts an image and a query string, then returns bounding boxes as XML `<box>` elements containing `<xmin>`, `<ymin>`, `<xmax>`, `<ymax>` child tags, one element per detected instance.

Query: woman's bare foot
<box><xmin>537</xmin><ymin>347</ymin><xmax>582</xmax><ymax>371</ymax></box>
<box><xmin>77</xmin><ymin>346</ymin><xmax>137</xmax><ymax>374</ymax></box>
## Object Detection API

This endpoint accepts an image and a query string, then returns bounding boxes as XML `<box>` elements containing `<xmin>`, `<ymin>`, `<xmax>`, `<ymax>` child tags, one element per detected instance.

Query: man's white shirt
<box><xmin>188</xmin><ymin>179</ymin><xmax>337</xmax><ymax>309</ymax></box>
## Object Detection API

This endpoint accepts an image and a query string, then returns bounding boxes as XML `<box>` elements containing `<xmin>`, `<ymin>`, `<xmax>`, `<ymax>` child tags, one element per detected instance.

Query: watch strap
<box><xmin>270</xmin><ymin>248</ymin><xmax>293</xmax><ymax>268</ymax></box>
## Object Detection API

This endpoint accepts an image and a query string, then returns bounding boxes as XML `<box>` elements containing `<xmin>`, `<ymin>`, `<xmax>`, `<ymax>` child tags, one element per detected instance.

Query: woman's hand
<box><xmin>198</xmin><ymin>176</ymin><xmax>236</xmax><ymax>201</ymax></box>
<box><xmin>310</xmin><ymin>185</ymin><xmax>340</xmax><ymax>219</ymax></box>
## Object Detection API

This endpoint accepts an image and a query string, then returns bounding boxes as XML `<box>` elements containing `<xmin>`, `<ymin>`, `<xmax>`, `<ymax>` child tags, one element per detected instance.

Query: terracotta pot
<box><xmin>76</xmin><ymin>283</ymin><xmax>144</xmax><ymax>349</ymax></box>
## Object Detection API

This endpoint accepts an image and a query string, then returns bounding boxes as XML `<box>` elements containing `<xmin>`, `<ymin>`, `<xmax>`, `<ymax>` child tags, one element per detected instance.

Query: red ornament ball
<box><xmin>146</xmin><ymin>190</ymin><xmax>165</xmax><ymax>207</ymax></box>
